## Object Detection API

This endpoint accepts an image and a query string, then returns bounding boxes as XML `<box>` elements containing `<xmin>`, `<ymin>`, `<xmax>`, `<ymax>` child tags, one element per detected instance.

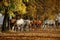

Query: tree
<box><xmin>1</xmin><ymin>1</ymin><xmax>16</xmax><ymax>32</ymax></box>
<box><xmin>0</xmin><ymin>0</ymin><xmax>29</xmax><ymax>32</ymax></box>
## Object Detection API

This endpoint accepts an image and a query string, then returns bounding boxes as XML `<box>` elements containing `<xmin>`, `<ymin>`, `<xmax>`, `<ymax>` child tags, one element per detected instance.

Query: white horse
<box><xmin>15</xmin><ymin>18</ymin><xmax>31</xmax><ymax>31</ymax></box>
<box><xmin>24</xmin><ymin>20</ymin><xmax>31</xmax><ymax>31</ymax></box>
<box><xmin>56</xmin><ymin>14</ymin><xmax>60</xmax><ymax>26</ymax></box>
<box><xmin>43</xmin><ymin>20</ymin><xmax>56</xmax><ymax>28</ymax></box>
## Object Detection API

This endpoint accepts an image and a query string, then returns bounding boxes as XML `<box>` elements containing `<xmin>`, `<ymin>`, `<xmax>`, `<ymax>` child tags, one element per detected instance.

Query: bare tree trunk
<box><xmin>2</xmin><ymin>8</ymin><xmax>9</xmax><ymax>32</ymax></box>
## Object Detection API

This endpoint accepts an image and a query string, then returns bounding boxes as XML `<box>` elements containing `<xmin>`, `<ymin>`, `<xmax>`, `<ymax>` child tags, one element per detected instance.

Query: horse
<box><xmin>24</xmin><ymin>20</ymin><xmax>31</xmax><ymax>31</ymax></box>
<box><xmin>42</xmin><ymin>20</ymin><xmax>56</xmax><ymax>28</ymax></box>
<box><xmin>30</xmin><ymin>20</ymin><xmax>42</xmax><ymax>28</ymax></box>
<box><xmin>55</xmin><ymin>15</ymin><xmax>60</xmax><ymax>27</ymax></box>
<box><xmin>10</xmin><ymin>18</ymin><xmax>16</xmax><ymax>30</ymax></box>
<box><xmin>16</xmin><ymin>18</ymin><xmax>31</xmax><ymax>31</ymax></box>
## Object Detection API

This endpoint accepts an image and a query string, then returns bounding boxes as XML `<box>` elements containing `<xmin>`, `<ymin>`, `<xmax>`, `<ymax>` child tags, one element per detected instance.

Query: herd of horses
<box><xmin>10</xmin><ymin>18</ymin><xmax>60</xmax><ymax>32</ymax></box>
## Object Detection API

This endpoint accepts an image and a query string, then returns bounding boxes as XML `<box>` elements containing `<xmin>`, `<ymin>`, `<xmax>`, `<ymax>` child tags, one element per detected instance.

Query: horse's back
<box><xmin>16</xmin><ymin>19</ymin><xmax>24</xmax><ymax>25</ymax></box>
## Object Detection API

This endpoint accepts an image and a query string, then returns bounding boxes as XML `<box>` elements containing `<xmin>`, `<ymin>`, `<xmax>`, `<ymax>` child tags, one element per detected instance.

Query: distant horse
<box><xmin>16</xmin><ymin>18</ymin><xmax>31</xmax><ymax>31</ymax></box>
<box><xmin>16</xmin><ymin>18</ymin><xmax>24</xmax><ymax>31</ymax></box>
<box><xmin>55</xmin><ymin>16</ymin><xmax>60</xmax><ymax>26</ymax></box>
<box><xmin>30</xmin><ymin>20</ymin><xmax>42</xmax><ymax>28</ymax></box>
<box><xmin>42</xmin><ymin>20</ymin><xmax>56</xmax><ymax>28</ymax></box>
<box><xmin>10</xmin><ymin>18</ymin><xmax>16</xmax><ymax>30</ymax></box>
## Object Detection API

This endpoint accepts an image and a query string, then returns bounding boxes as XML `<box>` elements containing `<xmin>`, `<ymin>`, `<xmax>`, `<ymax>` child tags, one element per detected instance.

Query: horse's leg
<box><xmin>47</xmin><ymin>23</ymin><xmax>49</xmax><ymax>28</ymax></box>
<box><xmin>19</xmin><ymin>25</ymin><xmax>22</xmax><ymax>31</ymax></box>
<box><xmin>54</xmin><ymin>23</ymin><xmax>56</xmax><ymax>28</ymax></box>
<box><xmin>55</xmin><ymin>21</ymin><xmax>57</xmax><ymax>27</ymax></box>
<box><xmin>17</xmin><ymin>25</ymin><xmax>20</xmax><ymax>31</ymax></box>
<box><xmin>12</xmin><ymin>26</ymin><xmax>14</xmax><ymax>31</ymax></box>
<box><xmin>17</xmin><ymin>25</ymin><xmax>21</xmax><ymax>31</ymax></box>
<box><xmin>42</xmin><ymin>24</ymin><xmax>46</xmax><ymax>28</ymax></box>
<box><xmin>58</xmin><ymin>22</ymin><xmax>60</xmax><ymax>27</ymax></box>
<box><xmin>10</xmin><ymin>23</ymin><xmax>13</xmax><ymax>30</ymax></box>
<box><xmin>24</xmin><ymin>23</ymin><xmax>29</xmax><ymax>31</ymax></box>
<box><xmin>20</xmin><ymin>24</ymin><xmax>24</xmax><ymax>31</ymax></box>
<box><xmin>17</xmin><ymin>25</ymin><xmax>19</xmax><ymax>31</ymax></box>
<box><xmin>15</xmin><ymin>25</ymin><xmax>17</xmax><ymax>31</ymax></box>
<box><xmin>26</xmin><ymin>24</ymin><xmax>30</xmax><ymax>31</ymax></box>
<box><xmin>42</xmin><ymin>25</ymin><xmax>44</xmax><ymax>28</ymax></box>
<box><xmin>44</xmin><ymin>23</ymin><xmax>47</xmax><ymax>28</ymax></box>
<box><xmin>13</xmin><ymin>24</ymin><xmax>16</xmax><ymax>31</ymax></box>
<box><xmin>58</xmin><ymin>22</ymin><xmax>59</xmax><ymax>27</ymax></box>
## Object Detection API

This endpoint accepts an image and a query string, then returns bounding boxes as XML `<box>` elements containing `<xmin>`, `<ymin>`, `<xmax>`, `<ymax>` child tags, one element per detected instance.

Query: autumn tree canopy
<box><xmin>0</xmin><ymin>0</ymin><xmax>60</xmax><ymax>20</ymax></box>
<box><xmin>0</xmin><ymin>0</ymin><xmax>29</xmax><ymax>17</ymax></box>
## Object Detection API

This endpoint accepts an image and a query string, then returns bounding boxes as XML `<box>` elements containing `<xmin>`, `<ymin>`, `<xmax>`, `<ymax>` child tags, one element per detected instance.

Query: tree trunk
<box><xmin>2</xmin><ymin>8</ymin><xmax>9</xmax><ymax>32</ymax></box>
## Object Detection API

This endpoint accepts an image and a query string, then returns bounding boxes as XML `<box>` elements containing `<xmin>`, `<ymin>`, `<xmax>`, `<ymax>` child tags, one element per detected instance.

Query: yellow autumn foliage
<box><xmin>1</xmin><ymin>0</ymin><xmax>58</xmax><ymax>21</ymax></box>
<box><xmin>23</xmin><ymin>0</ymin><xmax>29</xmax><ymax>2</ymax></box>
<box><xmin>8</xmin><ymin>11</ymin><xmax>15</xmax><ymax>17</ymax></box>
<box><xmin>48</xmin><ymin>14</ymin><xmax>56</xmax><ymax>20</ymax></box>
<box><xmin>1</xmin><ymin>0</ymin><xmax>28</xmax><ymax>15</ymax></box>
<box><xmin>28</xmin><ymin>5</ymin><xmax>37</xmax><ymax>18</ymax></box>
<box><xmin>3</xmin><ymin>2</ymin><xmax>9</xmax><ymax>7</ymax></box>
<box><xmin>16</xmin><ymin>3</ymin><xmax>26</xmax><ymax>14</ymax></box>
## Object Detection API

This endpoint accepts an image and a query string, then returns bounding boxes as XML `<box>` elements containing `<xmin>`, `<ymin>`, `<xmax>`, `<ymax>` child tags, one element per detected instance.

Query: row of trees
<box><xmin>0</xmin><ymin>0</ymin><xmax>60</xmax><ymax>32</ymax></box>
<box><xmin>29</xmin><ymin>0</ymin><xmax>59</xmax><ymax>21</ymax></box>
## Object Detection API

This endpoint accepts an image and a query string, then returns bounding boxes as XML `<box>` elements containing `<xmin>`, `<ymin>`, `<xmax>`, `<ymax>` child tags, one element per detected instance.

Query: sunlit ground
<box><xmin>0</xmin><ymin>26</ymin><xmax>60</xmax><ymax>40</ymax></box>
<box><xmin>0</xmin><ymin>26</ymin><xmax>60</xmax><ymax>33</ymax></box>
